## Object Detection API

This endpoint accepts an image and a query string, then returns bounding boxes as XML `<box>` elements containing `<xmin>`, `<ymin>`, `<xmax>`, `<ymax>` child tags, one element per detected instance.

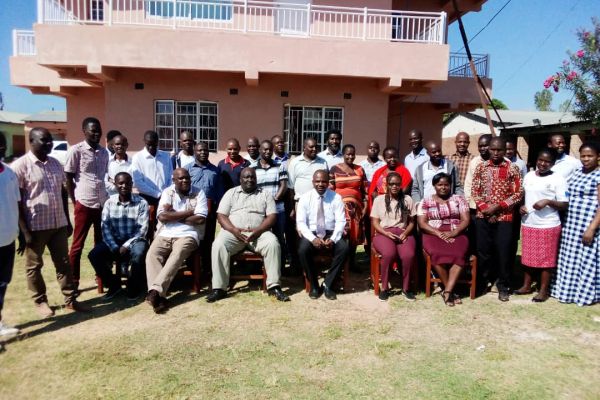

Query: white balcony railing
<box><xmin>37</xmin><ymin>0</ymin><xmax>447</xmax><ymax>44</ymax></box>
<box><xmin>12</xmin><ymin>30</ymin><xmax>36</xmax><ymax>56</ymax></box>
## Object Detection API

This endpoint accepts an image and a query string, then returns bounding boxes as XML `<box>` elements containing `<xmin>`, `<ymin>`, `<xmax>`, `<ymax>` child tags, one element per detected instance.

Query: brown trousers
<box><xmin>25</xmin><ymin>226</ymin><xmax>76</xmax><ymax>304</ymax></box>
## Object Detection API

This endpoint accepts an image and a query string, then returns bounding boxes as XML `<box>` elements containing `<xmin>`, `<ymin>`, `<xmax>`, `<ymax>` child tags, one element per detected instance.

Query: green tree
<box><xmin>534</xmin><ymin>89</ymin><xmax>554</xmax><ymax>111</ymax></box>
<box><xmin>544</xmin><ymin>18</ymin><xmax>600</xmax><ymax>123</ymax></box>
<box><xmin>487</xmin><ymin>98</ymin><xmax>508</xmax><ymax>110</ymax></box>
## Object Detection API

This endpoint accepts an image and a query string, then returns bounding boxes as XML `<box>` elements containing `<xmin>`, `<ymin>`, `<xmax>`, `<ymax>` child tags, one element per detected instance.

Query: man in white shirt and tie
<box><xmin>296</xmin><ymin>170</ymin><xmax>348</xmax><ymax>300</ymax></box>
<box><xmin>132</xmin><ymin>130</ymin><xmax>173</xmax><ymax>238</ymax></box>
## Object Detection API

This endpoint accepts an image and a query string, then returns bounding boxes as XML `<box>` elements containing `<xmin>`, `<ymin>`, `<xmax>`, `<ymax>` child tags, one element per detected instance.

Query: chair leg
<box><xmin>370</xmin><ymin>252</ymin><xmax>380</xmax><ymax>296</ymax></box>
<box><xmin>96</xmin><ymin>275</ymin><xmax>103</xmax><ymax>294</ymax></box>
<box><xmin>342</xmin><ymin>259</ymin><xmax>349</xmax><ymax>292</ymax></box>
<box><xmin>262</xmin><ymin>265</ymin><xmax>267</xmax><ymax>292</ymax></box>
<box><xmin>469</xmin><ymin>256</ymin><xmax>477</xmax><ymax>300</ymax></box>
<box><xmin>424</xmin><ymin>252</ymin><xmax>432</xmax><ymax>298</ymax></box>
<box><xmin>193</xmin><ymin>252</ymin><xmax>202</xmax><ymax>294</ymax></box>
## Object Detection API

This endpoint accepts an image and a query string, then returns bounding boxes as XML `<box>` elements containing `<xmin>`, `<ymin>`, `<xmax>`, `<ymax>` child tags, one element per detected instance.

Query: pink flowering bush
<box><xmin>544</xmin><ymin>18</ymin><xmax>600</xmax><ymax>124</ymax></box>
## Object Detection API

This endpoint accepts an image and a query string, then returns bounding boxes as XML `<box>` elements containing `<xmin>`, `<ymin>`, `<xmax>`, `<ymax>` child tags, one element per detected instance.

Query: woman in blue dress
<box><xmin>552</xmin><ymin>142</ymin><xmax>600</xmax><ymax>306</ymax></box>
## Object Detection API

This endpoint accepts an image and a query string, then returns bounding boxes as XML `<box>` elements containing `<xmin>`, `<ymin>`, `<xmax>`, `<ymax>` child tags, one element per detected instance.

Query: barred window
<box><xmin>284</xmin><ymin>105</ymin><xmax>343</xmax><ymax>155</ymax></box>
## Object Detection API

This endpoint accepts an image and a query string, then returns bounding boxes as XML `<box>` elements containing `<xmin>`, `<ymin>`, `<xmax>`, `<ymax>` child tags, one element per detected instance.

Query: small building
<box><xmin>23</xmin><ymin>110</ymin><xmax>68</xmax><ymax>141</ymax></box>
<box><xmin>0</xmin><ymin>110</ymin><xmax>28</xmax><ymax>158</ymax></box>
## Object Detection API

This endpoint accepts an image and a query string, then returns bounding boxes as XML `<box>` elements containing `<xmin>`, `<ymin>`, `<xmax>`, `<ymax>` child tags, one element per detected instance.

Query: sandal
<box><xmin>513</xmin><ymin>288</ymin><xmax>533</xmax><ymax>295</ymax></box>
<box><xmin>452</xmin><ymin>293</ymin><xmax>462</xmax><ymax>305</ymax></box>
<box><xmin>442</xmin><ymin>291</ymin><xmax>455</xmax><ymax>307</ymax></box>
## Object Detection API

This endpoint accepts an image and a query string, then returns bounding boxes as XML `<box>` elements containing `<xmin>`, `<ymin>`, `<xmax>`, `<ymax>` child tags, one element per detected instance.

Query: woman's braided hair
<box><xmin>384</xmin><ymin>171</ymin><xmax>408</xmax><ymax>221</ymax></box>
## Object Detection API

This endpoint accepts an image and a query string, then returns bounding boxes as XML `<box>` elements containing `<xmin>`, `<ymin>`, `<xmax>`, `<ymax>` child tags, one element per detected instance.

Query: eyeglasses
<box><xmin>388</xmin><ymin>182</ymin><xmax>401</xmax><ymax>187</ymax></box>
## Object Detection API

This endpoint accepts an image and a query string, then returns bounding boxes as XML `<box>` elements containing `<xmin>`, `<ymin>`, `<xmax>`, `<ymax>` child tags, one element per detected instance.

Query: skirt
<box><xmin>422</xmin><ymin>225</ymin><xmax>469</xmax><ymax>266</ymax></box>
<box><xmin>521</xmin><ymin>225</ymin><xmax>561</xmax><ymax>268</ymax></box>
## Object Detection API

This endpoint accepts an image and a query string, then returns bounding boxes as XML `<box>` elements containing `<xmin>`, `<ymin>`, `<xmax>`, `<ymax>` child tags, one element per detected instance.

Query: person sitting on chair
<box><xmin>145</xmin><ymin>168</ymin><xmax>208</xmax><ymax>313</ymax></box>
<box><xmin>417</xmin><ymin>172</ymin><xmax>470</xmax><ymax>307</ymax></box>
<box><xmin>207</xmin><ymin>167</ymin><xmax>289</xmax><ymax>303</ymax></box>
<box><xmin>88</xmin><ymin>172</ymin><xmax>149</xmax><ymax>301</ymax></box>
<box><xmin>296</xmin><ymin>170</ymin><xmax>349</xmax><ymax>300</ymax></box>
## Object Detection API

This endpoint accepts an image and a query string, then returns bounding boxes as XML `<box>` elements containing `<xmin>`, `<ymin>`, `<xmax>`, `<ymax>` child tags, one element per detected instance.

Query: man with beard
<box><xmin>412</xmin><ymin>141</ymin><xmax>463</xmax><ymax>203</ymax></box>
<box><xmin>65</xmin><ymin>117</ymin><xmax>109</xmax><ymax>290</ymax></box>
<box><xmin>145</xmin><ymin>168</ymin><xmax>208</xmax><ymax>313</ymax></box>
<box><xmin>317</xmin><ymin>129</ymin><xmax>343</xmax><ymax>169</ymax></box>
<box><xmin>207</xmin><ymin>167</ymin><xmax>289</xmax><ymax>303</ymax></box>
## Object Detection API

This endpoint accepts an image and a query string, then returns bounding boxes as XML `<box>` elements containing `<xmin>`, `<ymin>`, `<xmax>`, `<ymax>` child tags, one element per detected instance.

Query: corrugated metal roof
<box><xmin>470</xmin><ymin>108</ymin><xmax>578</xmax><ymax>127</ymax></box>
<box><xmin>0</xmin><ymin>111</ymin><xmax>28</xmax><ymax>124</ymax></box>
<box><xmin>23</xmin><ymin>110</ymin><xmax>67</xmax><ymax>123</ymax></box>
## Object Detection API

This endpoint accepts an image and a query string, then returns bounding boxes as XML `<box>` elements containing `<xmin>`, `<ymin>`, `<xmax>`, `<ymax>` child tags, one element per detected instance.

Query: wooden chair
<box><xmin>423</xmin><ymin>249</ymin><xmax>477</xmax><ymax>300</ymax></box>
<box><xmin>229</xmin><ymin>250</ymin><xmax>267</xmax><ymax>291</ymax></box>
<box><xmin>181</xmin><ymin>250</ymin><xmax>203</xmax><ymax>294</ymax></box>
<box><xmin>303</xmin><ymin>249</ymin><xmax>350</xmax><ymax>293</ymax></box>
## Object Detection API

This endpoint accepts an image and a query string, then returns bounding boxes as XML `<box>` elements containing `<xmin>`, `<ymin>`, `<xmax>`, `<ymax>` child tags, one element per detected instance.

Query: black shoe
<box><xmin>309</xmin><ymin>287</ymin><xmax>321</xmax><ymax>300</ymax></box>
<box><xmin>153</xmin><ymin>297</ymin><xmax>169</xmax><ymax>314</ymax></box>
<box><xmin>402</xmin><ymin>291</ymin><xmax>416</xmax><ymax>302</ymax></box>
<box><xmin>102</xmin><ymin>287</ymin><xmax>123</xmax><ymax>300</ymax></box>
<box><xmin>498</xmin><ymin>291</ymin><xmax>510</xmax><ymax>302</ymax></box>
<box><xmin>378</xmin><ymin>289</ymin><xmax>389</xmax><ymax>302</ymax></box>
<box><xmin>206</xmin><ymin>289</ymin><xmax>227</xmax><ymax>303</ymax></box>
<box><xmin>145</xmin><ymin>289</ymin><xmax>160</xmax><ymax>308</ymax></box>
<box><xmin>268</xmin><ymin>286</ymin><xmax>290</xmax><ymax>302</ymax></box>
<box><xmin>322</xmin><ymin>284</ymin><xmax>337</xmax><ymax>300</ymax></box>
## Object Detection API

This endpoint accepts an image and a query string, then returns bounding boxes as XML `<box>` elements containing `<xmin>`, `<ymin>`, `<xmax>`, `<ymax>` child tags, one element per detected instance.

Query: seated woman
<box><xmin>329</xmin><ymin>144</ymin><xmax>367</xmax><ymax>272</ymax></box>
<box><xmin>417</xmin><ymin>172</ymin><xmax>470</xmax><ymax>306</ymax></box>
<box><xmin>370</xmin><ymin>172</ymin><xmax>417</xmax><ymax>302</ymax></box>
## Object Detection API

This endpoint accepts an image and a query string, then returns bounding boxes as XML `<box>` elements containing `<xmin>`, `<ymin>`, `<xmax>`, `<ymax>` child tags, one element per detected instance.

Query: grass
<box><xmin>1</xmin><ymin>231</ymin><xmax>599</xmax><ymax>399</ymax></box>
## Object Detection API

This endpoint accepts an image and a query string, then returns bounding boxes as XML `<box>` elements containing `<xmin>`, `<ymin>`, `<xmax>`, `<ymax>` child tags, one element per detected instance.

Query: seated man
<box><xmin>207</xmin><ymin>167</ymin><xmax>289</xmax><ymax>303</ymax></box>
<box><xmin>296</xmin><ymin>170</ymin><xmax>348</xmax><ymax>300</ymax></box>
<box><xmin>88</xmin><ymin>172</ymin><xmax>149</xmax><ymax>300</ymax></box>
<box><xmin>145</xmin><ymin>168</ymin><xmax>208</xmax><ymax>313</ymax></box>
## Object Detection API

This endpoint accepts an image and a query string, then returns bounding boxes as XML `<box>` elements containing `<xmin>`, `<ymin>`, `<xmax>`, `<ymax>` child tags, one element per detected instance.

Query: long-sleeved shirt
<box><xmin>296</xmin><ymin>188</ymin><xmax>346</xmax><ymax>243</ymax></box>
<box><xmin>101</xmin><ymin>194</ymin><xmax>149</xmax><ymax>251</ymax></box>
<box><xmin>131</xmin><ymin>148</ymin><xmax>173</xmax><ymax>199</ymax></box>
<box><xmin>186</xmin><ymin>161</ymin><xmax>222</xmax><ymax>204</ymax></box>
<box><xmin>447</xmin><ymin>152</ymin><xmax>475</xmax><ymax>186</ymax></box>
<box><xmin>471</xmin><ymin>159</ymin><xmax>524</xmax><ymax>222</ymax></box>
<box><xmin>411</xmin><ymin>158</ymin><xmax>464</xmax><ymax>203</ymax></box>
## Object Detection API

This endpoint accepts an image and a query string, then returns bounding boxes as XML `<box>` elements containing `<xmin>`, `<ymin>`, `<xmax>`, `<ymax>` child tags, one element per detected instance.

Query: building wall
<box><xmin>64</xmin><ymin>70</ymin><xmax>390</xmax><ymax>154</ymax></box>
<box><xmin>0</xmin><ymin>122</ymin><xmax>26</xmax><ymax>158</ymax></box>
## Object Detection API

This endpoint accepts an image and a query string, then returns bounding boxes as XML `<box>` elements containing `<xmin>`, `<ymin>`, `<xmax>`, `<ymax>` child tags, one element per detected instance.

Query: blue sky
<box><xmin>0</xmin><ymin>0</ymin><xmax>596</xmax><ymax>114</ymax></box>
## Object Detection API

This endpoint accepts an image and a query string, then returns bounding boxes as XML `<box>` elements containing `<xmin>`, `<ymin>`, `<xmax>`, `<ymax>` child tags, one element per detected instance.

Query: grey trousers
<box><xmin>146</xmin><ymin>236</ymin><xmax>198</xmax><ymax>296</ymax></box>
<box><xmin>211</xmin><ymin>230</ymin><xmax>281</xmax><ymax>290</ymax></box>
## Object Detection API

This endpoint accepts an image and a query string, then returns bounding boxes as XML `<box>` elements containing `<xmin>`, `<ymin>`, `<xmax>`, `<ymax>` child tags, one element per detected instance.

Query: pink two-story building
<box><xmin>11</xmin><ymin>0</ymin><xmax>491</xmax><ymax>156</ymax></box>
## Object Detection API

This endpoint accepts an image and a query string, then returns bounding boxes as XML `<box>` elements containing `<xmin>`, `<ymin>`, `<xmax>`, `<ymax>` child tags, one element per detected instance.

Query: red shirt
<box><xmin>472</xmin><ymin>159</ymin><xmax>523</xmax><ymax>222</ymax></box>
<box><xmin>367</xmin><ymin>165</ymin><xmax>412</xmax><ymax>209</ymax></box>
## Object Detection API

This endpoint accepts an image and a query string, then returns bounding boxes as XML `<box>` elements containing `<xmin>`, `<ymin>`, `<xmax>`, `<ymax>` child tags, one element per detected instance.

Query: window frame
<box><xmin>283</xmin><ymin>104</ymin><xmax>344</xmax><ymax>155</ymax></box>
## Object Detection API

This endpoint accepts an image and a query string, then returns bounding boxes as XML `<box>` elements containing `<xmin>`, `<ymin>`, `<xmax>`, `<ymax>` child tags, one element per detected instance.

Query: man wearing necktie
<box><xmin>296</xmin><ymin>170</ymin><xmax>348</xmax><ymax>300</ymax></box>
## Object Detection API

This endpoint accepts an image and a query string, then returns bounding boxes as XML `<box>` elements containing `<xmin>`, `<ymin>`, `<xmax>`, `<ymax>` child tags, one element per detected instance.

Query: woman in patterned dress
<box><xmin>329</xmin><ymin>144</ymin><xmax>367</xmax><ymax>271</ymax></box>
<box><xmin>515</xmin><ymin>148</ymin><xmax>568</xmax><ymax>302</ymax></box>
<box><xmin>417</xmin><ymin>173</ymin><xmax>470</xmax><ymax>306</ymax></box>
<box><xmin>552</xmin><ymin>142</ymin><xmax>600</xmax><ymax>306</ymax></box>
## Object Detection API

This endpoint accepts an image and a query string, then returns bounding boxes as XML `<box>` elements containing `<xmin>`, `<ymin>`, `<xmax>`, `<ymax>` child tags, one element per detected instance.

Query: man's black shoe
<box><xmin>498</xmin><ymin>291</ymin><xmax>510</xmax><ymax>302</ymax></box>
<box><xmin>309</xmin><ymin>287</ymin><xmax>321</xmax><ymax>299</ymax></box>
<box><xmin>268</xmin><ymin>286</ymin><xmax>290</xmax><ymax>302</ymax></box>
<box><xmin>102</xmin><ymin>287</ymin><xmax>123</xmax><ymax>300</ymax></box>
<box><xmin>206</xmin><ymin>289</ymin><xmax>227</xmax><ymax>303</ymax></box>
<box><xmin>322</xmin><ymin>284</ymin><xmax>337</xmax><ymax>300</ymax></box>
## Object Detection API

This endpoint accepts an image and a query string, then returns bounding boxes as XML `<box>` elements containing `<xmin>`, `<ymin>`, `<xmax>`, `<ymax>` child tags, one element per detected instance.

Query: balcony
<box><xmin>448</xmin><ymin>52</ymin><xmax>489</xmax><ymax>78</ymax></box>
<box><xmin>12</xmin><ymin>30</ymin><xmax>36</xmax><ymax>56</ymax></box>
<box><xmin>37</xmin><ymin>0</ymin><xmax>447</xmax><ymax>44</ymax></box>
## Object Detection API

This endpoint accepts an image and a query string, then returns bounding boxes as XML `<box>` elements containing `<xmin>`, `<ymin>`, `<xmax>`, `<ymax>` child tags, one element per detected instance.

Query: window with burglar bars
<box><xmin>283</xmin><ymin>105</ymin><xmax>343</xmax><ymax>155</ymax></box>
<box><xmin>154</xmin><ymin>100</ymin><xmax>219</xmax><ymax>152</ymax></box>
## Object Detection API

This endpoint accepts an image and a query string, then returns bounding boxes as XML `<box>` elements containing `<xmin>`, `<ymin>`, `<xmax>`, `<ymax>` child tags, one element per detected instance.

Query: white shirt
<box><xmin>296</xmin><ymin>188</ymin><xmax>346</xmax><ymax>243</ymax></box>
<box><xmin>404</xmin><ymin>147</ymin><xmax>429</xmax><ymax>177</ymax></box>
<box><xmin>0</xmin><ymin>163</ymin><xmax>21</xmax><ymax>247</ymax></box>
<box><xmin>422</xmin><ymin>160</ymin><xmax>449</xmax><ymax>199</ymax></box>
<box><xmin>521</xmin><ymin>171</ymin><xmax>568</xmax><ymax>228</ymax></box>
<box><xmin>157</xmin><ymin>185</ymin><xmax>208</xmax><ymax>244</ymax></box>
<box><xmin>510</xmin><ymin>156</ymin><xmax>528</xmax><ymax>177</ymax></box>
<box><xmin>317</xmin><ymin>148</ymin><xmax>343</xmax><ymax>170</ymax></box>
<box><xmin>105</xmin><ymin>155</ymin><xmax>132</xmax><ymax>197</ymax></box>
<box><xmin>551</xmin><ymin>153</ymin><xmax>582</xmax><ymax>181</ymax></box>
<box><xmin>132</xmin><ymin>148</ymin><xmax>173</xmax><ymax>199</ymax></box>
<box><xmin>244</xmin><ymin>153</ymin><xmax>260</xmax><ymax>167</ymax></box>
<box><xmin>176</xmin><ymin>151</ymin><xmax>195</xmax><ymax>169</ymax></box>
<box><xmin>359</xmin><ymin>158</ymin><xmax>386</xmax><ymax>185</ymax></box>
<box><xmin>287</xmin><ymin>155</ymin><xmax>329</xmax><ymax>199</ymax></box>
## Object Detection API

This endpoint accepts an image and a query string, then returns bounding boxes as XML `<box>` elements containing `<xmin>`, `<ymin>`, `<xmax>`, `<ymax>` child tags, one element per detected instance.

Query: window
<box><xmin>283</xmin><ymin>105</ymin><xmax>343</xmax><ymax>154</ymax></box>
<box><xmin>90</xmin><ymin>0</ymin><xmax>104</xmax><ymax>21</ymax></box>
<box><xmin>146</xmin><ymin>0</ymin><xmax>232</xmax><ymax>20</ymax></box>
<box><xmin>154</xmin><ymin>100</ymin><xmax>219</xmax><ymax>152</ymax></box>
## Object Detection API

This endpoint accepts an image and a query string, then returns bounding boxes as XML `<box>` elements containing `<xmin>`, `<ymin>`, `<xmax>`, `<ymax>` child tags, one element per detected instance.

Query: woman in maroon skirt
<box><xmin>417</xmin><ymin>172</ymin><xmax>470</xmax><ymax>306</ymax></box>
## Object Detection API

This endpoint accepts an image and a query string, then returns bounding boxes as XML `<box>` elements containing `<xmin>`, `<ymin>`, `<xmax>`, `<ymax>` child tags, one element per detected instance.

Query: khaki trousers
<box><xmin>25</xmin><ymin>226</ymin><xmax>76</xmax><ymax>304</ymax></box>
<box><xmin>145</xmin><ymin>236</ymin><xmax>198</xmax><ymax>296</ymax></box>
<box><xmin>211</xmin><ymin>230</ymin><xmax>281</xmax><ymax>290</ymax></box>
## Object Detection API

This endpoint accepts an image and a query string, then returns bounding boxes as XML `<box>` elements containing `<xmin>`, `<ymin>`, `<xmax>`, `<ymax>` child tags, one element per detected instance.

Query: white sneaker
<box><xmin>0</xmin><ymin>321</ymin><xmax>20</xmax><ymax>337</ymax></box>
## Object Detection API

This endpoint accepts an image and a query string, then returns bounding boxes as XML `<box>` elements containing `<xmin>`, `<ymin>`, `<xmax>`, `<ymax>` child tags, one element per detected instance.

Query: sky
<box><xmin>0</xmin><ymin>0</ymin><xmax>596</xmax><ymax>114</ymax></box>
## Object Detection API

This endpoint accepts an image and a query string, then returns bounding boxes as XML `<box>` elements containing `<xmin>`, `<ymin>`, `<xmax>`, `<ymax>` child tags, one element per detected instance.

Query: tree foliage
<box><xmin>487</xmin><ymin>98</ymin><xmax>508</xmax><ymax>110</ymax></box>
<box><xmin>558</xmin><ymin>99</ymin><xmax>572</xmax><ymax>113</ymax></box>
<box><xmin>544</xmin><ymin>18</ymin><xmax>600</xmax><ymax>123</ymax></box>
<box><xmin>534</xmin><ymin>89</ymin><xmax>554</xmax><ymax>111</ymax></box>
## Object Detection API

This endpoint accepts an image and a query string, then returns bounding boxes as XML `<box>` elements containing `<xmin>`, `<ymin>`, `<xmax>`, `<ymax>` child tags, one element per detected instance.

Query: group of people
<box><xmin>0</xmin><ymin>116</ymin><xmax>598</xmax><ymax>336</ymax></box>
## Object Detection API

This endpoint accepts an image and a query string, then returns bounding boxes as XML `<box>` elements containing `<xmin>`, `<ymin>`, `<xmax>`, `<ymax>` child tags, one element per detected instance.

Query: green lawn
<box><xmin>1</xmin><ymin>234</ymin><xmax>599</xmax><ymax>400</ymax></box>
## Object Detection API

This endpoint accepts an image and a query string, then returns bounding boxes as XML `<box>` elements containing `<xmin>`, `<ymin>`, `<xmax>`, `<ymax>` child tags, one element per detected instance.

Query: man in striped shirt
<box><xmin>89</xmin><ymin>172</ymin><xmax>149</xmax><ymax>300</ymax></box>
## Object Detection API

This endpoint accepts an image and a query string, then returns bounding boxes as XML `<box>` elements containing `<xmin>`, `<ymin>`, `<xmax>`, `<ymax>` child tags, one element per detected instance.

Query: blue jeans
<box><xmin>0</xmin><ymin>242</ymin><xmax>16</xmax><ymax>315</ymax></box>
<box><xmin>88</xmin><ymin>240</ymin><xmax>149</xmax><ymax>294</ymax></box>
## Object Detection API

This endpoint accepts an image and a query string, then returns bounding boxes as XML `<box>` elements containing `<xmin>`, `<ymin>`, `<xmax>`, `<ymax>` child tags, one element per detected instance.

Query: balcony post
<box><xmin>243</xmin><ymin>0</ymin><xmax>247</xmax><ymax>33</ymax></box>
<box><xmin>485</xmin><ymin>54</ymin><xmax>490</xmax><ymax>78</ymax></box>
<box><xmin>108</xmin><ymin>0</ymin><xmax>113</xmax><ymax>26</ymax></box>
<box><xmin>12</xmin><ymin>30</ymin><xmax>17</xmax><ymax>56</ymax></box>
<box><xmin>172</xmin><ymin>0</ymin><xmax>177</xmax><ymax>29</ymax></box>
<box><xmin>362</xmin><ymin>7</ymin><xmax>367</xmax><ymax>40</ymax></box>
<box><xmin>440</xmin><ymin>11</ymin><xmax>447</xmax><ymax>44</ymax></box>
<box><xmin>306</xmin><ymin>2</ymin><xmax>311</xmax><ymax>37</ymax></box>
<box><xmin>37</xmin><ymin>0</ymin><xmax>44</xmax><ymax>24</ymax></box>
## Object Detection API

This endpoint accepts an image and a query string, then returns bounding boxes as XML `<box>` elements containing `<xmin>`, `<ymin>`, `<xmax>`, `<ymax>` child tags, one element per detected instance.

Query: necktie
<box><xmin>316</xmin><ymin>195</ymin><xmax>326</xmax><ymax>239</ymax></box>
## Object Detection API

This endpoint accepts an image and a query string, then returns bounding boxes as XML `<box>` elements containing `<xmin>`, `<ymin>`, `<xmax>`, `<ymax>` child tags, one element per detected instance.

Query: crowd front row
<box><xmin>0</xmin><ymin>120</ymin><xmax>598</xmax><ymax>337</ymax></box>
